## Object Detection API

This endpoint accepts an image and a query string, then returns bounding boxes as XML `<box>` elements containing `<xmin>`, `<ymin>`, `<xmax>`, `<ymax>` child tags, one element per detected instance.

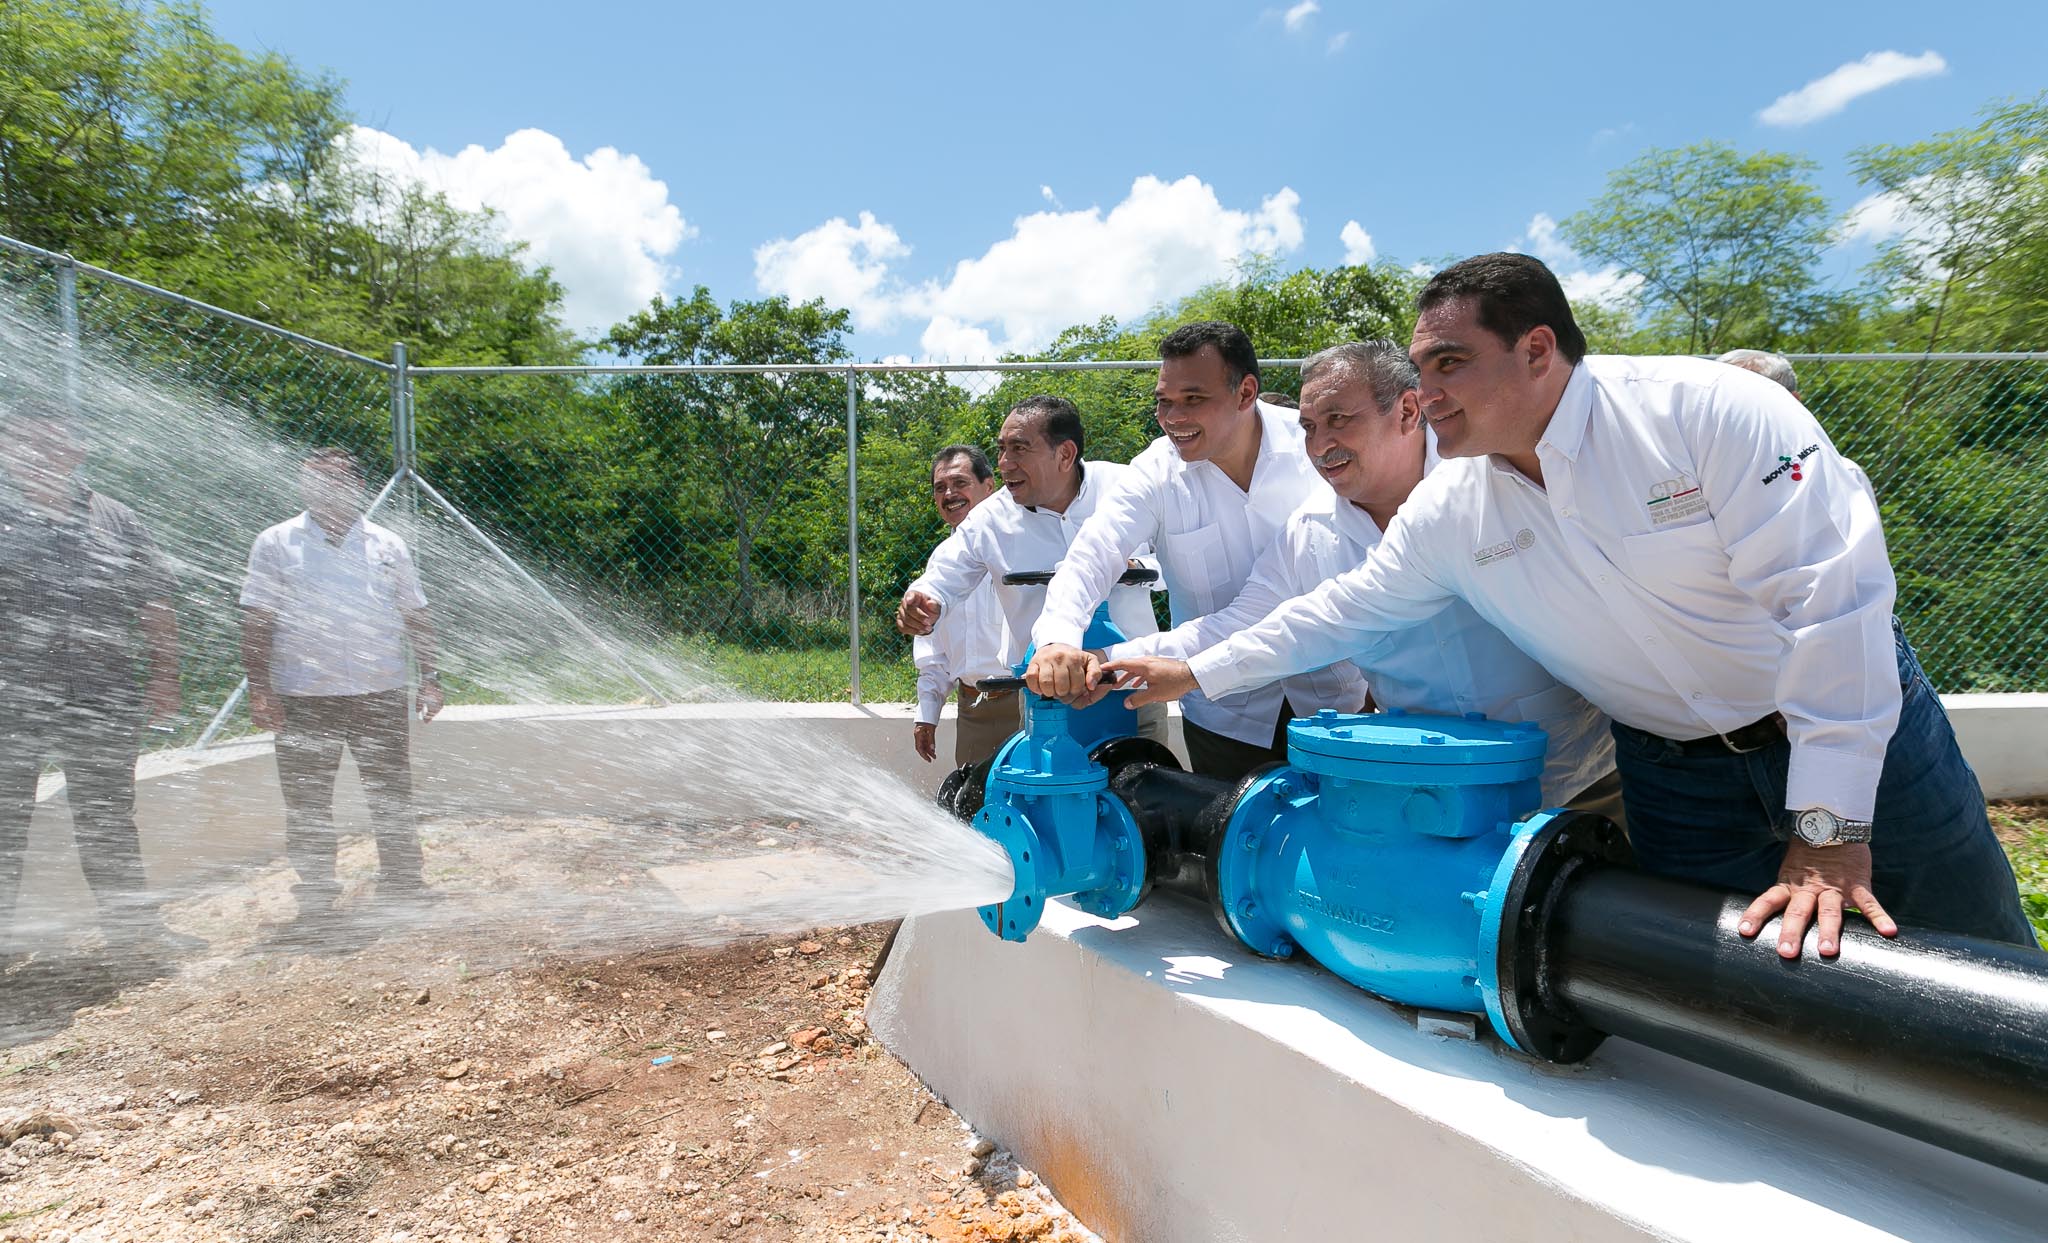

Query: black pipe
<box><xmin>1542</xmin><ymin>865</ymin><xmax>2048</xmax><ymax>1183</ymax></box>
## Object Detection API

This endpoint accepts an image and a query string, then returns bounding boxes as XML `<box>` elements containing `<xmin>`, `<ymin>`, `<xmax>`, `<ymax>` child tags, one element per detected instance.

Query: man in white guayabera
<box><xmin>240</xmin><ymin>448</ymin><xmax>443</xmax><ymax>938</ymax></box>
<box><xmin>1099</xmin><ymin>339</ymin><xmax>1621</xmax><ymax>817</ymax></box>
<box><xmin>1024</xmin><ymin>321</ymin><xmax>1320</xmax><ymax>780</ymax></box>
<box><xmin>895</xmin><ymin>394</ymin><xmax>1167</xmax><ymax>746</ymax></box>
<box><xmin>1102</xmin><ymin>252</ymin><xmax>2035</xmax><ymax>959</ymax></box>
<box><xmin>909</xmin><ymin>445</ymin><xmax>1013</xmax><ymax>768</ymax></box>
<box><xmin>1</xmin><ymin>401</ymin><xmax>194</xmax><ymax>966</ymax></box>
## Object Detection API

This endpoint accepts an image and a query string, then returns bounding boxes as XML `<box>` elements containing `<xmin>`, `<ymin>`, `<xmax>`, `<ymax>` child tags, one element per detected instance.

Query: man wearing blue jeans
<box><xmin>1098</xmin><ymin>253</ymin><xmax>2034</xmax><ymax>957</ymax></box>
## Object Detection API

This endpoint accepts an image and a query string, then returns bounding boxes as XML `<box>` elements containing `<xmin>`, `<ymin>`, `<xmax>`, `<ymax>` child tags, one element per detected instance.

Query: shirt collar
<box><xmin>299</xmin><ymin>510</ymin><xmax>367</xmax><ymax>547</ymax></box>
<box><xmin>1536</xmin><ymin>362</ymin><xmax>1593</xmax><ymax>462</ymax></box>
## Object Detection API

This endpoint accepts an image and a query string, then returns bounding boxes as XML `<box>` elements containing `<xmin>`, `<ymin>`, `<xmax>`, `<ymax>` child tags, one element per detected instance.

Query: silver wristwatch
<box><xmin>1792</xmin><ymin>807</ymin><xmax>1874</xmax><ymax>848</ymax></box>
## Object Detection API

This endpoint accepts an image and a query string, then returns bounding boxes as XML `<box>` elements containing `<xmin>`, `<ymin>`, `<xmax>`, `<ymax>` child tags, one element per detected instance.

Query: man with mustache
<box><xmin>1100</xmin><ymin>340</ymin><xmax>1618</xmax><ymax>813</ymax></box>
<box><xmin>1103</xmin><ymin>253</ymin><xmax>2033</xmax><ymax>959</ymax></box>
<box><xmin>896</xmin><ymin>395</ymin><xmax>1166</xmax><ymax>745</ymax></box>
<box><xmin>1024</xmin><ymin>322</ymin><xmax>1320</xmax><ymax>779</ymax></box>
<box><xmin>910</xmin><ymin>445</ymin><xmax>1011</xmax><ymax>767</ymax></box>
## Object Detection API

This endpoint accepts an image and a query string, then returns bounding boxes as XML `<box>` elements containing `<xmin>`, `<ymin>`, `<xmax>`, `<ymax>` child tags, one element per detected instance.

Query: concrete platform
<box><xmin>868</xmin><ymin>894</ymin><xmax>2048</xmax><ymax>1243</ymax></box>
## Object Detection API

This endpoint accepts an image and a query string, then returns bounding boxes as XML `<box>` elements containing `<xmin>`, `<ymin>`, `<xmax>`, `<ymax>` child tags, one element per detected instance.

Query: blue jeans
<box><xmin>1610</xmin><ymin>621</ymin><xmax>2036</xmax><ymax>948</ymax></box>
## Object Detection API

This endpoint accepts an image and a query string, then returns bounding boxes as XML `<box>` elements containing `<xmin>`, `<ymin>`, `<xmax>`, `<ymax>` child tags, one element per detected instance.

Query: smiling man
<box><xmin>907</xmin><ymin>445</ymin><xmax>1011</xmax><ymax>767</ymax></box>
<box><xmin>1104</xmin><ymin>254</ymin><xmax>2035</xmax><ymax>961</ymax></box>
<box><xmin>1101</xmin><ymin>340</ymin><xmax>1617</xmax><ymax>811</ymax></box>
<box><xmin>896</xmin><ymin>396</ymin><xmax>1164</xmax><ymax>745</ymax></box>
<box><xmin>1024</xmin><ymin>321</ymin><xmax>1320</xmax><ymax>779</ymax></box>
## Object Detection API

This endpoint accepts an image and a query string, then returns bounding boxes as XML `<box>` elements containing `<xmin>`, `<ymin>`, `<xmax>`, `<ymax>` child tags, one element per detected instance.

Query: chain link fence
<box><xmin>3</xmin><ymin>234</ymin><xmax>2044</xmax><ymax>724</ymax></box>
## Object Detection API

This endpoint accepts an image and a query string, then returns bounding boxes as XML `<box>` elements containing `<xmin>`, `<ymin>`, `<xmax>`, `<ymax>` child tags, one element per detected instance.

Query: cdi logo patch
<box><xmin>1646</xmin><ymin>473</ymin><xmax>1707</xmax><ymax>526</ymax></box>
<box><xmin>1762</xmin><ymin>444</ymin><xmax>1820</xmax><ymax>486</ymax></box>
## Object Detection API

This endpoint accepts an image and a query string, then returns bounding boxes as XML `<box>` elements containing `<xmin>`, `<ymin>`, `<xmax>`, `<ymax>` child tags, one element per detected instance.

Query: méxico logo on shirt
<box><xmin>1761</xmin><ymin>444</ymin><xmax>1821</xmax><ymax>486</ymax></box>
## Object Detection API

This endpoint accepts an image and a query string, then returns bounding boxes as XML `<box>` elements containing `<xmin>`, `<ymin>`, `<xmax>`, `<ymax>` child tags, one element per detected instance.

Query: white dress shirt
<box><xmin>239</xmin><ymin>512</ymin><xmax>428</xmax><ymax>697</ymax></box>
<box><xmin>912</xmin><ymin>559</ymin><xmax>1010</xmax><ymax>727</ymax></box>
<box><xmin>910</xmin><ymin>460</ymin><xmax>1161</xmax><ymax>667</ymax></box>
<box><xmin>1032</xmin><ymin>401</ymin><xmax>1321</xmax><ymax>745</ymax></box>
<box><xmin>1110</xmin><ymin>473</ymin><xmax>1617</xmax><ymax>806</ymax></box>
<box><xmin>1187</xmin><ymin>356</ymin><xmax>1899</xmax><ymax>821</ymax></box>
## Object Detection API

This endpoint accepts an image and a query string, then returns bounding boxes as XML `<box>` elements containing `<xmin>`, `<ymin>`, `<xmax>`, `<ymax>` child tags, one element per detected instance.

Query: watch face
<box><xmin>1796</xmin><ymin>809</ymin><xmax>1836</xmax><ymax>847</ymax></box>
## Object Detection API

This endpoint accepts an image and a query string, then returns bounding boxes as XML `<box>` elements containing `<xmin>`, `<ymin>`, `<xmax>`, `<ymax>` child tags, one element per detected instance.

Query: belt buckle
<box><xmin>1715</xmin><ymin>716</ymin><xmax>1776</xmax><ymax>755</ymax></box>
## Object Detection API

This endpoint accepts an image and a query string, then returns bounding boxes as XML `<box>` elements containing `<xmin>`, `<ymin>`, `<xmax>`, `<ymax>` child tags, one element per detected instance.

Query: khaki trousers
<box><xmin>954</xmin><ymin>683</ymin><xmax>1022</xmax><ymax>768</ymax></box>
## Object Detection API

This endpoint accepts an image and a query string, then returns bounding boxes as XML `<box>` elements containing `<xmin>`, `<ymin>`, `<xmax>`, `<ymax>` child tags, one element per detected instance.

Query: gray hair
<box><xmin>1716</xmin><ymin>349</ymin><xmax>1799</xmax><ymax>395</ymax></box>
<box><xmin>1299</xmin><ymin>340</ymin><xmax>1418</xmax><ymax>413</ymax></box>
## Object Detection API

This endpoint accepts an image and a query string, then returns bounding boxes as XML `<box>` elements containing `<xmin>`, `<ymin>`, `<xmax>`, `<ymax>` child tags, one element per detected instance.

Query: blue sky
<box><xmin>204</xmin><ymin>0</ymin><xmax>2044</xmax><ymax>357</ymax></box>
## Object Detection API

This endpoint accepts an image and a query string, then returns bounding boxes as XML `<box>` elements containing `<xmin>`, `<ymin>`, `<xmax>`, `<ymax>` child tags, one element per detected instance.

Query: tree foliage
<box><xmin>1561</xmin><ymin>142</ymin><xmax>1834</xmax><ymax>353</ymax></box>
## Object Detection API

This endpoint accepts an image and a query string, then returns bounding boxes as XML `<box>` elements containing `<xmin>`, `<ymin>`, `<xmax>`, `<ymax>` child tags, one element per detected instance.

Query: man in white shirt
<box><xmin>1103</xmin><ymin>341</ymin><xmax>1618</xmax><ymax>813</ymax></box>
<box><xmin>895</xmin><ymin>395</ymin><xmax>1167</xmax><ymax>743</ymax></box>
<box><xmin>911</xmin><ymin>446</ymin><xmax>1012</xmax><ymax>768</ymax></box>
<box><xmin>1106</xmin><ymin>254</ymin><xmax>2033</xmax><ymax>957</ymax></box>
<box><xmin>1025</xmin><ymin>322</ymin><xmax>1320</xmax><ymax>779</ymax></box>
<box><xmin>240</xmin><ymin>449</ymin><xmax>443</xmax><ymax>931</ymax></box>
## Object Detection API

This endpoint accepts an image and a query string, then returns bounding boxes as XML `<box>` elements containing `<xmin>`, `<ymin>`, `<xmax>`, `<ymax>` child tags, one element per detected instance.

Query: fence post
<box><xmin>55</xmin><ymin>255</ymin><xmax>80</xmax><ymax>416</ymax></box>
<box><xmin>845</xmin><ymin>367</ymin><xmax>863</xmax><ymax>706</ymax></box>
<box><xmin>390</xmin><ymin>341</ymin><xmax>410</xmax><ymax>475</ymax></box>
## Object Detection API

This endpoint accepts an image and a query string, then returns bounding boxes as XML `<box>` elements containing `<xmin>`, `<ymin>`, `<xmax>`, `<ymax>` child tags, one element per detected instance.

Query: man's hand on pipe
<box><xmin>896</xmin><ymin>589</ymin><xmax>941</xmax><ymax>636</ymax></box>
<box><xmin>1737</xmin><ymin>842</ymin><xmax>1898</xmax><ymax>959</ymax></box>
<box><xmin>1099</xmin><ymin>656</ymin><xmax>1197</xmax><ymax>709</ymax></box>
<box><xmin>1025</xmin><ymin>643</ymin><xmax>1100</xmax><ymax>702</ymax></box>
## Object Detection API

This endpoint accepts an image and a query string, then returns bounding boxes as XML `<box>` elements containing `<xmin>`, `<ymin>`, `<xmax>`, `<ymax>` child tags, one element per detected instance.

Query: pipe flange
<box><xmin>1069</xmin><ymin>793</ymin><xmax>1148</xmax><ymax>921</ymax></box>
<box><xmin>1209</xmin><ymin>763</ymin><xmax>1299</xmax><ymax>959</ymax></box>
<box><xmin>1480</xmin><ymin>809</ymin><xmax>1632</xmax><ymax>1062</ymax></box>
<box><xmin>972</xmin><ymin>802</ymin><xmax>1046</xmax><ymax>943</ymax></box>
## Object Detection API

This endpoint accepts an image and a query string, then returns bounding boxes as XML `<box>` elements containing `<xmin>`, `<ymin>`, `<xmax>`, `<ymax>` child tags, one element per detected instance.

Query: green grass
<box><xmin>675</xmin><ymin>639</ymin><xmax>917</xmax><ymax>702</ymax></box>
<box><xmin>1991</xmin><ymin>800</ymin><xmax>2048</xmax><ymax>949</ymax></box>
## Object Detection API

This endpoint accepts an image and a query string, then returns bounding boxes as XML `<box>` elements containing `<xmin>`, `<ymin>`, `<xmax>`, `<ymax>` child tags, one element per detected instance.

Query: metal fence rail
<box><xmin>2</xmin><ymin>235</ymin><xmax>2043</xmax><ymax>738</ymax></box>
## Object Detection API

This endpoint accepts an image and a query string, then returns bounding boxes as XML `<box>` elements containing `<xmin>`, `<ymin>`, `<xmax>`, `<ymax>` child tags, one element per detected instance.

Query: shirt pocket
<box><xmin>1618</xmin><ymin>521</ymin><xmax>1733</xmax><ymax>618</ymax></box>
<box><xmin>1157</xmin><ymin>520</ymin><xmax>1235</xmax><ymax>617</ymax></box>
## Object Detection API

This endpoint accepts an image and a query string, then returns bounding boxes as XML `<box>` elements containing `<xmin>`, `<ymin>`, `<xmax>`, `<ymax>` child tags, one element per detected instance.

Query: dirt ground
<box><xmin>0</xmin><ymin>820</ymin><xmax>1096</xmax><ymax>1243</ymax></box>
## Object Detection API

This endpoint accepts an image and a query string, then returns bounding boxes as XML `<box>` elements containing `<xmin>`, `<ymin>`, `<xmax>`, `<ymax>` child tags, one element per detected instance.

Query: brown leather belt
<box><xmin>1663</xmin><ymin>712</ymin><xmax>1786</xmax><ymax>757</ymax></box>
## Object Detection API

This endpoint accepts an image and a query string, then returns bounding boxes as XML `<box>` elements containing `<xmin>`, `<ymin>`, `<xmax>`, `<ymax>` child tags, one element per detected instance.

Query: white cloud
<box><xmin>753</xmin><ymin>176</ymin><xmax>1306</xmax><ymax>360</ymax></box>
<box><xmin>345</xmin><ymin>126</ymin><xmax>692</xmax><ymax>336</ymax></box>
<box><xmin>1040</xmin><ymin>184</ymin><xmax>1063</xmax><ymax>208</ymax></box>
<box><xmin>1327</xmin><ymin>31</ymin><xmax>1352</xmax><ymax>54</ymax></box>
<box><xmin>1515</xmin><ymin>213</ymin><xmax>1642</xmax><ymax>309</ymax></box>
<box><xmin>1339</xmin><ymin>220</ymin><xmax>1376</xmax><ymax>265</ymax></box>
<box><xmin>1283</xmin><ymin>0</ymin><xmax>1319</xmax><ymax>32</ymax></box>
<box><xmin>1758</xmin><ymin>50</ymin><xmax>1947</xmax><ymax>127</ymax></box>
<box><xmin>753</xmin><ymin>211</ymin><xmax>910</xmax><ymax>332</ymax></box>
<box><xmin>1841</xmin><ymin>185</ymin><xmax>1928</xmax><ymax>245</ymax></box>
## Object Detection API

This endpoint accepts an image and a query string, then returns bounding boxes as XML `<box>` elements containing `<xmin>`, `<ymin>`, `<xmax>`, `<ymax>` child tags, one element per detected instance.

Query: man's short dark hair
<box><xmin>304</xmin><ymin>446</ymin><xmax>365</xmax><ymax>479</ymax></box>
<box><xmin>1007</xmin><ymin>395</ymin><xmax>1085</xmax><ymax>456</ymax></box>
<box><xmin>1159</xmin><ymin>321</ymin><xmax>1260</xmax><ymax>387</ymax></box>
<box><xmin>1417</xmin><ymin>253</ymin><xmax>1587</xmax><ymax>365</ymax></box>
<box><xmin>932</xmin><ymin>444</ymin><xmax>992</xmax><ymax>482</ymax></box>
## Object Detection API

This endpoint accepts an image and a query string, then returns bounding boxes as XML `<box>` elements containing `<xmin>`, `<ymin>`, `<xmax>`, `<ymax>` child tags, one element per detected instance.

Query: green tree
<box><xmin>602</xmin><ymin>290</ymin><xmax>853</xmax><ymax>630</ymax></box>
<box><xmin>1850</xmin><ymin>93</ymin><xmax>2048</xmax><ymax>356</ymax></box>
<box><xmin>1561</xmin><ymin>142</ymin><xmax>1833</xmax><ymax>352</ymax></box>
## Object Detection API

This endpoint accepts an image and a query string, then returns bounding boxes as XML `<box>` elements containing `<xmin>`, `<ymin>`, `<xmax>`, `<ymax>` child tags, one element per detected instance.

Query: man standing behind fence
<box><xmin>240</xmin><ymin>449</ymin><xmax>443</xmax><ymax>935</ymax></box>
<box><xmin>1</xmin><ymin>402</ymin><xmax>193</xmax><ymax>964</ymax></box>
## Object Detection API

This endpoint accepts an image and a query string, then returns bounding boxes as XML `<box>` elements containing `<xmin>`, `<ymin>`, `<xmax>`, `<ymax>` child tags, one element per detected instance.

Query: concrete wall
<box><xmin>869</xmin><ymin>897</ymin><xmax>2048</xmax><ymax>1242</ymax></box>
<box><xmin>16</xmin><ymin>694</ymin><xmax>2042</xmax><ymax>923</ymax></box>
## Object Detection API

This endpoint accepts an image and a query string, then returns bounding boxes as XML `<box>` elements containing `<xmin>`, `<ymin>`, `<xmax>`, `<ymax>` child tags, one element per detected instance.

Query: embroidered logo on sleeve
<box><xmin>1761</xmin><ymin>444</ymin><xmax>1820</xmax><ymax>486</ymax></box>
<box><xmin>1645</xmin><ymin>474</ymin><xmax>1707</xmax><ymax>525</ymax></box>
